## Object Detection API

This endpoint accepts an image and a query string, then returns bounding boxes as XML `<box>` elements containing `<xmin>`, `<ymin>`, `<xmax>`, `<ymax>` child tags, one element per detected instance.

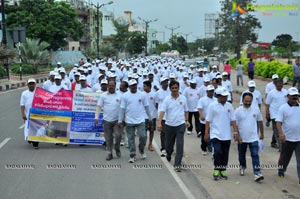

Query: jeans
<box><xmin>126</xmin><ymin>122</ymin><xmax>146</xmax><ymax>158</ymax></box>
<box><xmin>238</xmin><ymin>141</ymin><xmax>261</xmax><ymax>174</ymax></box>
<box><xmin>212</xmin><ymin>138</ymin><xmax>231</xmax><ymax>171</ymax></box>
<box><xmin>103</xmin><ymin>120</ymin><xmax>122</xmax><ymax>154</ymax></box>
<box><xmin>236</xmin><ymin>74</ymin><xmax>243</xmax><ymax>86</ymax></box>
<box><xmin>164</xmin><ymin>123</ymin><xmax>185</xmax><ymax>167</ymax></box>
<box><xmin>248</xmin><ymin>71</ymin><xmax>254</xmax><ymax>80</ymax></box>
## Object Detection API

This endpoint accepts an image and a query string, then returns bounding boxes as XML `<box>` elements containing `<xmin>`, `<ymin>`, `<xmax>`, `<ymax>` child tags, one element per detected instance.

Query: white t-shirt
<box><xmin>265</xmin><ymin>89</ymin><xmax>288</xmax><ymax>119</ymax></box>
<box><xmin>120</xmin><ymin>90</ymin><xmax>149</xmax><ymax>124</ymax></box>
<box><xmin>195</xmin><ymin>76</ymin><xmax>204</xmax><ymax>88</ymax></box>
<box><xmin>143</xmin><ymin>91</ymin><xmax>157</xmax><ymax>119</ymax></box>
<box><xmin>199</xmin><ymin>85</ymin><xmax>208</xmax><ymax>98</ymax></box>
<box><xmin>265</xmin><ymin>82</ymin><xmax>275</xmax><ymax>94</ymax></box>
<box><xmin>20</xmin><ymin>89</ymin><xmax>35</xmax><ymax>140</ymax></box>
<box><xmin>197</xmin><ymin>96</ymin><xmax>217</xmax><ymax>124</ymax></box>
<box><xmin>161</xmin><ymin>95</ymin><xmax>188</xmax><ymax>127</ymax></box>
<box><xmin>206</xmin><ymin>101</ymin><xmax>236</xmax><ymax>140</ymax></box>
<box><xmin>183</xmin><ymin>87</ymin><xmax>201</xmax><ymax>112</ymax></box>
<box><xmin>79</xmin><ymin>87</ymin><xmax>92</xmax><ymax>92</ymax></box>
<box><xmin>239</xmin><ymin>89</ymin><xmax>263</xmax><ymax>108</ymax></box>
<box><xmin>61</xmin><ymin>78</ymin><xmax>71</xmax><ymax>90</ymax></box>
<box><xmin>221</xmin><ymin>80</ymin><xmax>233</xmax><ymax>101</ymax></box>
<box><xmin>49</xmin><ymin>84</ymin><xmax>68</xmax><ymax>93</ymax></box>
<box><xmin>235</xmin><ymin>106</ymin><xmax>263</xmax><ymax>142</ymax></box>
<box><xmin>98</xmin><ymin>92</ymin><xmax>121</xmax><ymax>122</ymax></box>
<box><xmin>155</xmin><ymin>88</ymin><xmax>170</xmax><ymax>119</ymax></box>
<box><xmin>92</xmin><ymin>83</ymin><xmax>101</xmax><ymax>92</ymax></box>
<box><xmin>276</xmin><ymin>103</ymin><xmax>300</xmax><ymax>142</ymax></box>
<box><xmin>42</xmin><ymin>80</ymin><xmax>54</xmax><ymax>91</ymax></box>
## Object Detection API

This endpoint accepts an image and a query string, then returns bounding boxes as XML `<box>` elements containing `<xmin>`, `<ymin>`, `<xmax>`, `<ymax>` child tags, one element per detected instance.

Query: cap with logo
<box><xmin>247</xmin><ymin>80</ymin><xmax>256</xmax><ymax>87</ymax></box>
<box><xmin>128</xmin><ymin>79</ymin><xmax>137</xmax><ymax>86</ymax></box>
<box><xmin>27</xmin><ymin>78</ymin><xmax>36</xmax><ymax>84</ymax></box>
<box><xmin>288</xmin><ymin>87</ymin><xmax>299</xmax><ymax>95</ymax></box>
<box><xmin>215</xmin><ymin>87</ymin><xmax>229</xmax><ymax>96</ymax></box>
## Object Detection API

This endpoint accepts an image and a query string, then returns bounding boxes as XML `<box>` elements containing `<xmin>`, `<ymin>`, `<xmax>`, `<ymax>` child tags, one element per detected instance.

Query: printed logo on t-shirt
<box><xmin>179</xmin><ymin>101</ymin><xmax>183</xmax><ymax>105</ymax></box>
<box><xmin>190</xmin><ymin>93</ymin><xmax>193</xmax><ymax>96</ymax></box>
<box><xmin>150</xmin><ymin>97</ymin><xmax>153</xmax><ymax>100</ymax></box>
<box><xmin>116</xmin><ymin>99</ymin><xmax>120</xmax><ymax>102</ymax></box>
<box><xmin>139</xmin><ymin>99</ymin><xmax>142</xmax><ymax>103</ymax></box>
<box><xmin>228</xmin><ymin>109</ymin><xmax>230</xmax><ymax>113</ymax></box>
<box><xmin>253</xmin><ymin>114</ymin><xmax>256</xmax><ymax>118</ymax></box>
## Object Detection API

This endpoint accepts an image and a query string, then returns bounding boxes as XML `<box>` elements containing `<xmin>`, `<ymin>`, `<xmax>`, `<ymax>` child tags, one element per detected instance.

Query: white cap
<box><xmin>74</xmin><ymin>63</ymin><xmax>79</xmax><ymax>67</ymax></box>
<box><xmin>128</xmin><ymin>79</ymin><xmax>137</xmax><ymax>86</ymax></box>
<box><xmin>88</xmin><ymin>67</ymin><xmax>92</xmax><ymax>71</ymax></box>
<box><xmin>148</xmin><ymin>71</ymin><xmax>154</xmax><ymax>75</ymax></box>
<box><xmin>288</xmin><ymin>87</ymin><xmax>299</xmax><ymax>95</ymax></box>
<box><xmin>100</xmin><ymin>79</ymin><xmax>108</xmax><ymax>85</ymax></box>
<box><xmin>189</xmin><ymin>79</ymin><xmax>196</xmax><ymax>84</ymax></box>
<box><xmin>74</xmin><ymin>72</ymin><xmax>81</xmax><ymax>76</ymax></box>
<box><xmin>54</xmin><ymin>75</ymin><xmax>62</xmax><ymax>80</ymax></box>
<box><xmin>204</xmin><ymin>77</ymin><xmax>210</xmax><ymax>82</ymax></box>
<box><xmin>27</xmin><ymin>78</ymin><xmax>36</xmax><ymax>84</ymax></box>
<box><xmin>79</xmin><ymin>75</ymin><xmax>86</xmax><ymax>81</ymax></box>
<box><xmin>169</xmin><ymin>73</ymin><xmax>176</xmax><ymax>79</ymax></box>
<box><xmin>215</xmin><ymin>87</ymin><xmax>229</xmax><ymax>96</ymax></box>
<box><xmin>212</xmin><ymin>65</ymin><xmax>217</xmax><ymax>69</ymax></box>
<box><xmin>108</xmin><ymin>73</ymin><xmax>117</xmax><ymax>78</ymax></box>
<box><xmin>49</xmin><ymin>71</ymin><xmax>56</xmax><ymax>76</ymax></box>
<box><xmin>222</xmin><ymin>72</ymin><xmax>228</xmax><ymax>76</ymax></box>
<box><xmin>142</xmin><ymin>71</ymin><xmax>148</xmax><ymax>76</ymax></box>
<box><xmin>206</xmin><ymin>85</ymin><xmax>215</xmax><ymax>91</ymax></box>
<box><xmin>190</xmin><ymin>64</ymin><xmax>195</xmax><ymax>68</ymax></box>
<box><xmin>216</xmin><ymin>75</ymin><xmax>222</xmax><ymax>79</ymax></box>
<box><xmin>203</xmin><ymin>68</ymin><xmax>208</xmax><ymax>72</ymax></box>
<box><xmin>57</xmin><ymin>62</ymin><xmax>61</xmax><ymax>65</ymax></box>
<box><xmin>197</xmin><ymin>68</ymin><xmax>203</xmax><ymax>72</ymax></box>
<box><xmin>160</xmin><ymin>76</ymin><xmax>169</xmax><ymax>83</ymax></box>
<box><xmin>59</xmin><ymin>68</ymin><xmax>66</xmax><ymax>74</ymax></box>
<box><xmin>247</xmin><ymin>80</ymin><xmax>256</xmax><ymax>87</ymax></box>
<box><xmin>272</xmin><ymin>74</ymin><xmax>279</xmax><ymax>79</ymax></box>
<box><xmin>183</xmin><ymin>73</ymin><xmax>189</xmax><ymax>78</ymax></box>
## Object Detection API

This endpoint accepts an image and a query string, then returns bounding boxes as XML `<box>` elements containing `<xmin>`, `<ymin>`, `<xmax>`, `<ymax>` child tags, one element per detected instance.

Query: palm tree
<box><xmin>19</xmin><ymin>38</ymin><xmax>50</xmax><ymax>73</ymax></box>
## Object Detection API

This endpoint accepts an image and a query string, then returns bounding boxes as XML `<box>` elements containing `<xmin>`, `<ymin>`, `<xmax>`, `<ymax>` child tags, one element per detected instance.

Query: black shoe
<box><xmin>166</xmin><ymin>155</ymin><xmax>171</xmax><ymax>162</ymax></box>
<box><xmin>278</xmin><ymin>170</ymin><xmax>285</xmax><ymax>178</ymax></box>
<box><xmin>116</xmin><ymin>149</ymin><xmax>121</xmax><ymax>158</ymax></box>
<box><xmin>271</xmin><ymin>143</ymin><xmax>279</xmax><ymax>149</ymax></box>
<box><xmin>106</xmin><ymin>154</ymin><xmax>113</xmax><ymax>161</ymax></box>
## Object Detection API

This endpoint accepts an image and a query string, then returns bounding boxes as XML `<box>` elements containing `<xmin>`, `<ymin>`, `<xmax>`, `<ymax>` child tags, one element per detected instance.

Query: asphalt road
<box><xmin>0</xmin><ymin>87</ymin><xmax>207</xmax><ymax>199</ymax></box>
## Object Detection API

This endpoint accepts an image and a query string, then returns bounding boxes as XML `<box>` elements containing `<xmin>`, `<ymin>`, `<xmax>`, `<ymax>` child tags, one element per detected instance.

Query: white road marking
<box><xmin>152</xmin><ymin>139</ymin><xmax>196</xmax><ymax>199</ymax></box>
<box><xmin>19</xmin><ymin>124</ymin><xmax>25</xmax><ymax>129</ymax></box>
<box><xmin>0</xmin><ymin>138</ymin><xmax>11</xmax><ymax>149</ymax></box>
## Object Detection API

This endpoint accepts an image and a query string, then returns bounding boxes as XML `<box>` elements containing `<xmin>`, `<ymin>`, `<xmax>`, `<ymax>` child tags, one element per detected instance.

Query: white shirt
<box><xmin>276</xmin><ymin>102</ymin><xmax>300</xmax><ymax>141</ymax></box>
<box><xmin>155</xmin><ymin>88</ymin><xmax>170</xmax><ymax>119</ymax></box>
<box><xmin>265</xmin><ymin>89</ymin><xmax>288</xmax><ymax>119</ymax></box>
<box><xmin>235</xmin><ymin>106</ymin><xmax>263</xmax><ymax>142</ymax></box>
<box><xmin>265</xmin><ymin>82</ymin><xmax>275</xmax><ymax>95</ymax></box>
<box><xmin>79</xmin><ymin>87</ymin><xmax>92</xmax><ymax>92</ymax></box>
<box><xmin>49</xmin><ymin>84</ymin><xmax>68</xmax><ymax>93</ymax></box>
<box><xmin>61</xmin><ymin>78</ymin><xmax>71</xmax><ymax>90</ymax></box>
<box><xmin>98</xmin><ymin>92</ymin><xmax>121</xmax><ymax>122</ymax></box>
<box><xmin>120</xmin><ymin>90</ymin><xmax>149</xmax><ymax>124</ymax></box>
<box><xmin>221</xmin><ymin>80</ymin><xmax>233</xmax><ymax>101</ymax></box>
<box><xmin>197</xmin><ymin>96</ymin><xmax>217</xmax><ymax>124</ymax></box>
<box><xmin>199</xmin><ymin>85</ymin><xmax>208</xmax><ymax>98</ymax></box>
<box><xmin>143</xmin><ymin>91</ymin><xmax>157</xmax><ymax>119</ymax></box>
<box><xmin>206</xmin><ymin>101</ymin><xmax>236</xmax><ymax>140</ymax></box>
<box><xmin>20</xmin><ymin>89</ymin><xmax>35</xmax><ymax>140</ymax></box>
<box><xmin>195</xmin><ymin>76</ymin><xmax>204</xmax><ymax>88</ymax></box>
<box><xmin>183</xmin><ymin>87</ymin><xmax>201</xmax><ymax>112</ymax></box>
<box><xmin>92</xmin><ymin>83</ymin><xmax>101</xmax><ymax>92</ymax></box>
<box><xmin>42</xmin><ymin>80</ymin><xmax>54</xmax><ymax>91</ymax></box>
<box><xmin>239</xmin><ymin>89</ymin><xmax>263</xmax><ymax>108</ymax></box>
<box><xmin>161</xmin><ymin>95</ymin><xmax>188</xmax><ymax>127</ymax></box>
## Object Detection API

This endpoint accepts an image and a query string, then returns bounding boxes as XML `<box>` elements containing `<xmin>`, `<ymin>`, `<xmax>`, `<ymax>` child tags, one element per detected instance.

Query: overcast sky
<box><xmin>97</xmin><ymin>0</ymin><xmax>300</xmax><ymax>43</ymax></box>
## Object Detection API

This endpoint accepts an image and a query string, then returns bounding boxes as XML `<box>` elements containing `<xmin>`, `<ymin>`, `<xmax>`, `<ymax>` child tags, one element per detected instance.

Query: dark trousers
<box><xmin>160</xmin><ymin>120</ymin><xmax>166</xmax><ymax>151</ymax></box>
<box><xmin>292</xmin><ymin>76</ymin><xmax>300</xmax><ymax>91</ymax></box>
<box><xmin>272</xmin><ymin>119</ymin><xmax>281</xmax><ymax>149</ymax></box>
<box><xmin>199</xmin><ymin>123</ymin><xmax>208</xmax><ymax>151</ymax></box>
<box><xmin>212</xmin><ymin>138</ymin><xmax>231</xmax><ymax>171</ymax></box>
<box><xmin>188</xmin><ymin>112</ymin><xmax>201</xmax><ymax>133</ymax></box>
<box><xmin>278</xmin><ymin>141</ymin><xmax>300</xmax><ymax>178</ymax></box>
<box><xmin>248</xmin><ymin>71</ymin><xmax>254</xmax><ymax>80</ymax></box>
<box><xmin>164</xmin><ymin>123</ymin><xmax>186</xmax><ymax>167</ymax></box>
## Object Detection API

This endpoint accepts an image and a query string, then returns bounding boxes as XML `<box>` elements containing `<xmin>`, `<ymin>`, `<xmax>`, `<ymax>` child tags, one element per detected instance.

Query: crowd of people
<box><xmin>20</xmin><ymin>56</ymin><xmax>300</xmax><ymax>184</ymax></box>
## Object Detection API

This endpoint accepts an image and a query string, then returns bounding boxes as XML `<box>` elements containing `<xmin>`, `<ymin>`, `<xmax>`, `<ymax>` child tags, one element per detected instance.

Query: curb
<box><xmin>0</xmin><ymin>77</ymin><xmax>48</xmax><ymax>92</ymax></box>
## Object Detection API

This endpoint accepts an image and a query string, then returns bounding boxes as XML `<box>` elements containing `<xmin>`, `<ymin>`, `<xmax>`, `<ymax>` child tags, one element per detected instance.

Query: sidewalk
<box><xmin>0</xmin><ymin>72</ymin><xmax>48</xmax><ymax>91</ymax></box>
<box><xmin>182</xmin><ymin>67</ymin><xmax>299</xmax><ymax>199</ymax></box>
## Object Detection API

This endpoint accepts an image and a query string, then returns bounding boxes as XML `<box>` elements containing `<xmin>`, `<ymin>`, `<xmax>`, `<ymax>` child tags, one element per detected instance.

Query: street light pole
<box><xmin>165</xmin><ymin>26</ymin><xmax>180</xmax><ymax>49</ymax></box>
<box><xmin>138</xmin><ymin>17</ymin><xmax>157</xmax><ymax>56</ymax></box>
<box><xmin>91</xmin><ymin>1</ymin><xmax>113</xmax><ymax>59</ymax></box>
<box><xmin>1</xmin><ymin>0</ymin><xmax>9</xmax><ymax>80</ymax></box>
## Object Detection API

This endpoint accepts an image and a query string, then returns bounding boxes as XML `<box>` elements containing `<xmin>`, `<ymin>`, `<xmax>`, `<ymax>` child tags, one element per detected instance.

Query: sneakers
<box><xmin>141</xmin><ymin>153</ymin><xmax>147</xmax><ymax>160</ymax></box>
<box><xmin>220</xmin><ymin>170</ymin><xmax>228</xmax><ymax>180</ymax></box>
<box><xmin>128</xmin><ymin>157</ymin><xmax>136</xmax><ymax>163</ymax></box>
<box><xmin>33</xmin><ymin>146</ymin><xmax>39</xmax><ymax>150</ymax></box>
<box><xmin>106</xmin><ymin>154</ymin><xmax>113</xmax><ymax>161</ymax></box>
<box><xmin>148</xmin><ymin>144</ymin><xmax>154</xmax><ymax>151</ymax></box>
<box><xmin>240</xmin><ymin>168</ymin><xmax>245</xmax><ymax>176</ymax></box>
<box><xmin>271</xmin><ymin>143</ymin><xmax>279</xmax><ymax>149</ymax></box>
<box><xmin>278</xmin><ymin>170</ymin><xmax>285</xmax><ymax>178</ymax></box>
<box><xmin>213</xmin><ymin>170</ymin><xmax>221</xmax><ymax>180</ymax></box>
<box><xmin>120</xmin><ymin>142</ymin><xmax>124</xmax><ymax>146</ymax></box>
<box><xmin>197</xmin><ymin>132</ymin><xmax>201</xmax><ymax>138</ymax></box>
<box><xmin>174</xmin><ymin>166</ymin><xmax>182</xmax><ymax>172</ymax></box>
<box><xmin>254</xmin><ymin>173</ymin><xmax>264</xmax><ymax>182</ymax></box>
<box><xmin>202</xmin><ymin>151</ymin><xmax>207</xmax><ymax>156</ymax></box>
<box><xmin>161</xmin><ymin>149</ymin><xmax>167</xmax><ymax>157</ymax></box>
<box><xmin>187</xmin><ymin>131</ymin><xmax>192</xmax><ymax>135</ymax></box>
<box><xmin>116</xmin><ymin>149</ymin><xmax>121</xmax><ymax>158</ymax></box>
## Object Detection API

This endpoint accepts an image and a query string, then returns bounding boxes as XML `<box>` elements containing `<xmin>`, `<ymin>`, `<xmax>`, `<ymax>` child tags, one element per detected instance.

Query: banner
<box><xmin>27</xmin><ymin>88</ymin><xmax>105</xmax><ymax>145</ymax></box>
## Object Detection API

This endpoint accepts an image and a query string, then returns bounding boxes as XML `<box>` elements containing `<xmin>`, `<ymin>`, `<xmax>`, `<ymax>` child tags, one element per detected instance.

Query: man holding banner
<box><xmin>20</xmin><ymin>78</ymin><xmax>39</xmax><ymax>149</ymax></box>
<box><xmin>95</xmin><ymin>80</ymin><xmax>122</xmax><ymax>161</ymax></box>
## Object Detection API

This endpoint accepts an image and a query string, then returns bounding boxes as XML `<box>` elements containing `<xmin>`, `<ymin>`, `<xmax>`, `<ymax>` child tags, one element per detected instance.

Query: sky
<box><xmin>94</xmin><ymin>0</ymin><xmax>300</xmax><ymax>43</ymax></box>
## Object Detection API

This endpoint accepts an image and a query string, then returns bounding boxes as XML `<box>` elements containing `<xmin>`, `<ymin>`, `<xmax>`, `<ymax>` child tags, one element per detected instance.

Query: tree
<box><xmin>170</xmin><ymin>35</ymin><xmax>188</xmax><ymax>54</ymax></box>
<box><xmin>110</xmin><ymin>20</ymin><xmax>130</xmax><ymax>53</ymax></box>
<box><xmin>272</xmin><ymin>34</ymin><xmax>293</xmax><ymax>58</ymax></box>
<box><xmin>100</xmin><ymin>44</ymin><xmax>118</xmax><ymax>58</ymax></box>
<box><xmin>19</xmin><ymin>38</ymin><xmax>50</xmax><ymax>73</ymax></box>
<box><xmin>126</xmin><ymin>32</ymin><xmax>146</xmax><ymax>55</ymax></box>
<box><xmin>0</xmin><ymin>46</ymin><xmax>16</xmax><ymax>61</ymax></box>
<box><xmin>217</xmin><ymin>0</ymin><xmax>261</xmax><ymax>59</ymax></box>
<box><xmin>6</xmin><ymin>0</ymin><xmax>84</xmax><ymax>50</ymax></box>
<box><xmin>152</xmin><ymin>43</ymin><xmax>170</xmax><ymax>55</ymax></box>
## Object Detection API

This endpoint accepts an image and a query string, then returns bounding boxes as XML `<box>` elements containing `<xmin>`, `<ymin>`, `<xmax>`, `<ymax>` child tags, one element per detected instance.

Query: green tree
<box><xmin>272</xmin><ymin>34</ymin><xmax>293</xmax><ymax>58</ymax></box>
<box><xmin>19</xmin><ymin>38</ymin><xmax>50</xmax><ymax>73</ymax></box>
<box><xmin>0</xmin><ymin>46</ymin><xmax>16</xmax><ymax>61</ymax></box>
<box><xmin>6</xmin><ymin>0</ymin><xmax>84</xmax><ymax>50</ymax></box>
<box><xmin>100</xmin><ymin>44</ymin><xmax>118</xmax><ymax>58</ymax></box>
<box><xmin>110</xmin><ymin>20</ymin><xmax>130</xmax><ymax>53</ymax></box>
<box><xmin>170</xmin><ymin>35</ymin><xmax>188</xmax><ymax>54</ymax></box>
<box><xmin>126</xmin><ymin>32</ymin><xmax>146</xmax><ymax>55</ymax></box>
<box><xmin>217</xmin><ymin>0</ymin><xmax>261</xmax><ymax>59</ymax></box>
<box><xmin>152</xmin><ymin>42</ymin><xmax>170</xmax><ymax>55</ymax></box>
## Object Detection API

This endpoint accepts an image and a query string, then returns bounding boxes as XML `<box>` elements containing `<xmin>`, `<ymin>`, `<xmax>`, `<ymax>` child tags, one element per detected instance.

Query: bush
<box><xmin>0</xmin><ymin>66</ymin><xmax>6</xmax><ymax>77</ymax></box>
<box><xmin>10</xmin><ymin>64</ymin><xmax>37</xmax><ymax>74</ymax></box>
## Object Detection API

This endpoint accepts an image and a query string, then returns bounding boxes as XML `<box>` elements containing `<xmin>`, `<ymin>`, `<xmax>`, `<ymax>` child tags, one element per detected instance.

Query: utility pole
<box><xmin>138</xmin><ymin>17</ymin><xmax>157</xmax><ymax>56</ymax></box>
<box><xmin>181</xmin><ymin>32</ymin><xmax>192</xmax><ymax>45</ymax></box>
<box><xmin>1</xmin><ymin>0</ymin><xmax>9</xmax><ymax>80</ymax></box>
<box><xmin>91</xmin><ymin>1</ymin><xmax>113</xmax><ymax>59</ymax></box>
<box><xmin>165</xmin><ymin>26</ymin><xmax>180</xmax><ymax>49</ymax></box>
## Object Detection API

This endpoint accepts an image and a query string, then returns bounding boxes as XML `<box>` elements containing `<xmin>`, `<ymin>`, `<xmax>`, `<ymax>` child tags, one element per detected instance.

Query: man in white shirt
<box><xmin>43</xmin><ymin>71</ymin><xmax>56</xmax><ymax>91</ymax></box>
<box><xmin>209</xmin><ymin>65</ymin><xmax>219</xmax><ymax>80</ymax></box>
<box><xmin>198</xmin><ymin>85</ymin><xmax>216</xmax><ymax>154</ymax></box>
<box><xmin>118</xmin><ymin>79</ymin><xmax>153</xmax><ymax>163</ymax></box>
<box><xmin>235</xmin><ymin>92</ymin><xmax>264</xmax><ymax>182</ymax></box>
<box><xmin>157</xmin><ymin>81</ymin><xmax>190</xmax><ymax>172</ymax></box>
<box><xmin>95</xmin><ymin>80</ymin><xmax>122</xmax><ymax>161</ymax></box>
<box><xmin>265</xmin><ymin>74</ymin><xmax>278</xmax><ymax>98</ymax></box>
<box><xmin>49</xmin><ymin>75</ymin><xmax>68</xmax><ymax>93</ymax></box>
<box><xmin>221</xmin><ymin>72</ymin><xmax>233</xmax><ymax>103</ymax></box>
<box><xmin>240</xmin><ymin>81</ymin><xmax>263</xmax><ymax>109</ymax></box>
<box><xmin>78</xmin><ymin>75</ymin><xmax>92</xmax><ymax>92</ymax></box>
<box><xmin>265</xmin><ymin>79</ymin><xmax>288</xmax><ymax>151</ymax></box>
<box><xmin>276</xmin><ymin>87</ymin><xmax>300</xmax><ymax>185</ymax></box>
<box><xmin>204</xmin><ymin>87</ymin><xmax>238</xmax><ymax>180</ymax></box>
<box><xmin>183</xmin><ymin>79</ymin><xmax>201</xmax><ymax>135</ymax></box>
<box><xmin>20</xmin><ymin>78</ymin><xmax>39</xmax><ymax>149</ymax></box>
